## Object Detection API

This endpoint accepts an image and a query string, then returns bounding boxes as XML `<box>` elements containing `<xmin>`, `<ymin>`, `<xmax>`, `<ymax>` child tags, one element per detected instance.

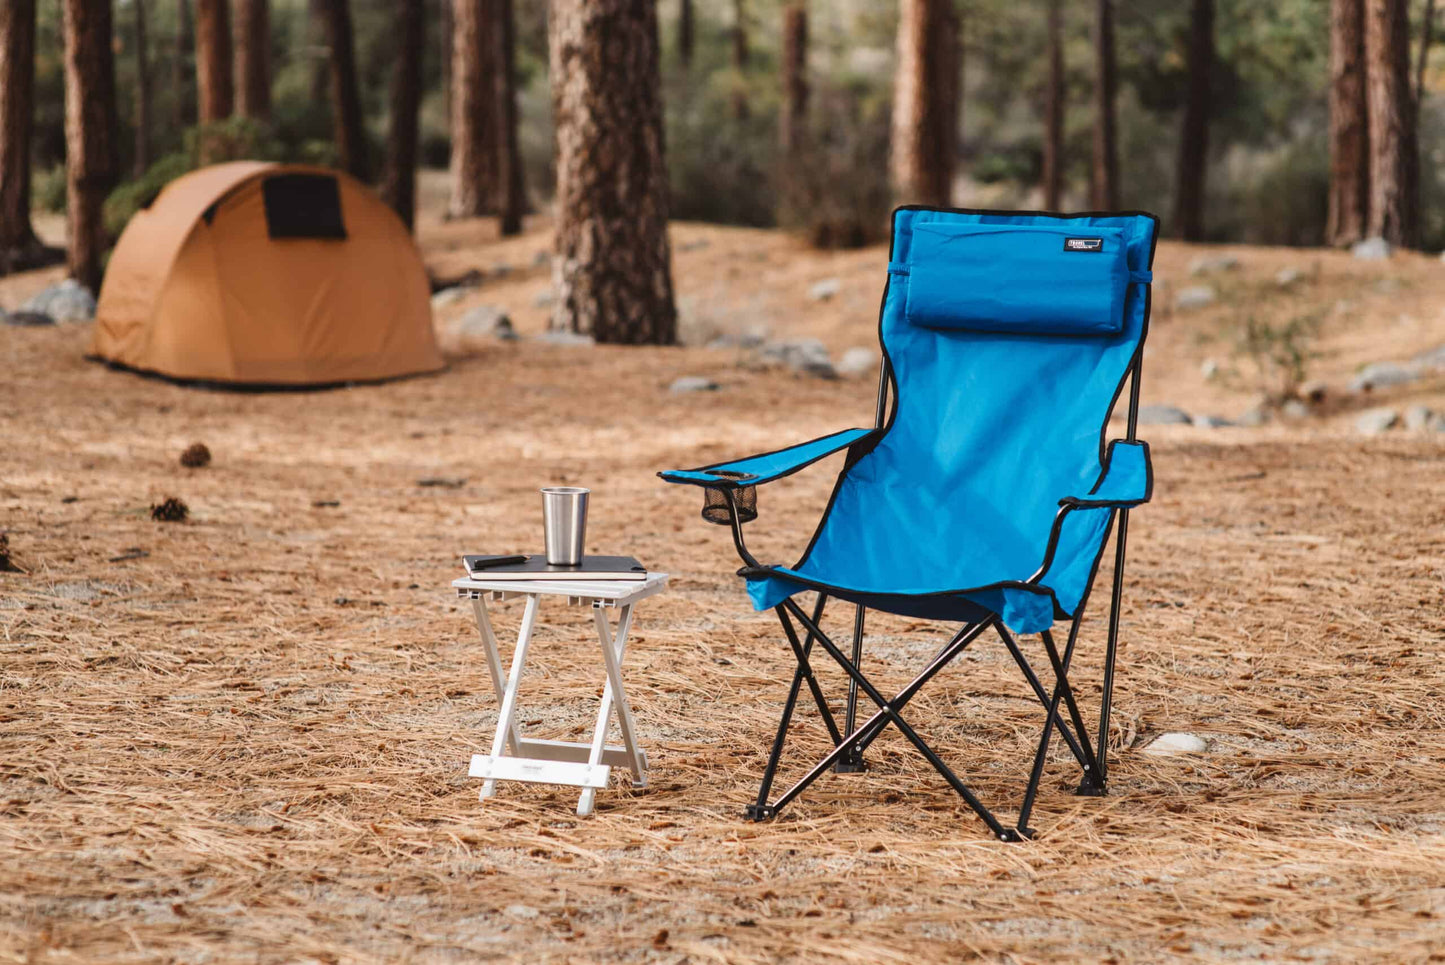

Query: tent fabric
<box><xmin>91</xmin><ymin>162</ymin><xmax>442</xmax><ymax>386</ymax></box>
<box><xmin>665</xmin><ymin>208</ymin><xmax>1158</xmax><ymax>634</ymax></box>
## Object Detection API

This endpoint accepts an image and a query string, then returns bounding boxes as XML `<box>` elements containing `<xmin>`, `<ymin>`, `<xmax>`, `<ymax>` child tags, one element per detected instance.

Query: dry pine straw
<box><xmin>1</xmin><ymin>325</ymin><xmax>1445</xmax><ymax>964</ymax></box>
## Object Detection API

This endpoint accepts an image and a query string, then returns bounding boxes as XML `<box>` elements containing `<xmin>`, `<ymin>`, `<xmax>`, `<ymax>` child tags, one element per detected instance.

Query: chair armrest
<box><xmin>1058</xmin><ymin>440</ymin><xmax>1153</xmax><ymax>508</ymax></box>
<box><xmin>659</xmin><ymin>427</ymin><xmax>876</xmax><ymax>488</ymax></box>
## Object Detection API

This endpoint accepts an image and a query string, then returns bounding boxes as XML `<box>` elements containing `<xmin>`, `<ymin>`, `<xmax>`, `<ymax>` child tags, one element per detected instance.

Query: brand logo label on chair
<box><xmin>1063</xmin><ymin>237</ymin><xmax>1105</xmax><ymax>252</ymax></box>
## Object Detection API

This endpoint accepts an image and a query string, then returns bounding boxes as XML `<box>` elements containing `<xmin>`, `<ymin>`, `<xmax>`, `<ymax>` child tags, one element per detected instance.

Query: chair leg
<box><xmin>994</xmin><ymin>623</ymin><xmax>1093</xmax><ymax>778</ymax></box>
<box><xmin>1090</xmin><ymin>508</ymin><xmax>1131</xmax><ymax>794</ymax></box>
<box><xmin>1017</xmin><ymin>610</ymin><xmax>1089</xmax><ymax>834</ymax></box>
<box><xmin>835</xmin><ymin>604</ymin><xmax>869</xmax><ymax>773</ymax></box>
<box><xmin>746</xmin><ymin>594</ymin><xmax>834</xmax><ymax>820</ymax></box>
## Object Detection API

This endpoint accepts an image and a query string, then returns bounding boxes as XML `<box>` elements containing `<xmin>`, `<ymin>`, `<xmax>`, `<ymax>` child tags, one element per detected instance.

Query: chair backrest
<box><xmin>803</xmin><ymin>208</ymin><xmax>1157</xmax><ymax>588</ymax></box>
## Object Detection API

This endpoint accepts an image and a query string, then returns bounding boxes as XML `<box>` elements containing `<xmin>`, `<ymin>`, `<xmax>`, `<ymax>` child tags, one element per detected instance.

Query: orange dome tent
<box><xmin>92</xmin><ymin>162</ymin><xmax>443</xmax><ymax>386</ymax></box>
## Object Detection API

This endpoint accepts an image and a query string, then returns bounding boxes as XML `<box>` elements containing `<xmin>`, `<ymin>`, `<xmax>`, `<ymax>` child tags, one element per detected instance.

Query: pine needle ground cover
<box><xmin>2</xmin><ymin>227</ymin><xmax>1444</xmax><ymax>963</ymax></box>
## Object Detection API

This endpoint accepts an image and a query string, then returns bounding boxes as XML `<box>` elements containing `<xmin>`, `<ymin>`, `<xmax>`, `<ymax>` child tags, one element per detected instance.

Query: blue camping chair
<box><xmin>661</xmin><ymin>207</ymin><xmax>1158</xmax><ymax>840</ymax></box>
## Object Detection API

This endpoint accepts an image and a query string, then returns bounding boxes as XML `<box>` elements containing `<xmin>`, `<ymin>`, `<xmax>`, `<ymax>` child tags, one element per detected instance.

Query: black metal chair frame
<box><xmin>715</xmin><ymin>353</ymin><xmax>1143</xmax><ymax>842</ymax></box>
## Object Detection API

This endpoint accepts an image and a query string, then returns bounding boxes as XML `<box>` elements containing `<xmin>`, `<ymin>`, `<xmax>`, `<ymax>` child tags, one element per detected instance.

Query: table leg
<box><xmin>577</xmin><ymin>604</ymin><xmax>639</xmax><ymax>816</ymax></box>
<box><xmin>481</xmin><ymin>594</ymin><xmax>540</xmax><ymax>801</ymax></box>
<box><xmin>471</xmin><ymin>598</ymin><xmax>522</xmax><ymax>756</ymax></box>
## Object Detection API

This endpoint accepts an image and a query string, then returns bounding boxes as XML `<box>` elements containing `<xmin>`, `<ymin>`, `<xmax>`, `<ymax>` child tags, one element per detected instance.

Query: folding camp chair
<box><xmin>660</xmin><ymin>208</ymin><xmax>1158</xmax><ymax>841</ymax></box>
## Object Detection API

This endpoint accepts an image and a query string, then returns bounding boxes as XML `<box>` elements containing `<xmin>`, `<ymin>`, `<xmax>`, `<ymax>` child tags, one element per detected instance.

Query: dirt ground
<box><xmin>2</xmin><ymin>199</ymin><xmax>1445</xmax><ymax>963</ymax></box>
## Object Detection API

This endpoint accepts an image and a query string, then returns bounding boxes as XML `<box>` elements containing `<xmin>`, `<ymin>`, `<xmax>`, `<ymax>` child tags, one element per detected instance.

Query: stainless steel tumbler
<box><xmin>541</xmin><ymin>487</ymin><xmax>589</xmax><ymax>565</ymax></box>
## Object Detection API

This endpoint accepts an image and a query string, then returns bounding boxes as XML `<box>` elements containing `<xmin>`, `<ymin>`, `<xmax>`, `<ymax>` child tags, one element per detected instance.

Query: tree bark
<box><xmin>233</xmin><ymin>0</ymin><xmax>270</xmax><ymax>120</ymax></box>
<box><xmin>1417</xmin><ymin>0</ymin><xmax>1436</xmax><ymax>114</ymax></box>
<box><xmin>677</xmin><ymin>0</ymin><xmax>693</xmax><ymax>68</ymax></box>
<box><xmin>731</xmin><ymin>0</ymin><xmax>749</xmax><ymax>119</ymax></box>
<box><xmin>1091</xmin><ymin>0</ymin><xmax>1118</xmax><ymax>209</ymax></box>
<box><xmin>382</xmin><ymin>0</ymin><xmax>423</xmax><ymax>230</ymax></box>
<box><xmin>890</xmin><ymin>0</ymin><xmax>960</xmax><ymax>207</ymax></box>
<box><xmin>549</xmin><ymin>0</ymin><xmax>677</xmax><ymax>345</ymax></box>
<box><xmin>173</xmin><ymin>0</ymin><xmax>194</xmax><ymax>129</ymax></box>
<box><xmin>1041</xmin><ymin>0</ymin><xmax>1063</xmax><ymax>210</ymax></box>
<box><xmin>440</xmin><ymin>0</ymin><xmax>452</xmax><ymax>116</ymax></box>
<box><xmin>494</xmin><ymin>0</ymin><xmax>525</xmax><ymax>234</ymax></box>
<box><xmin>307</xmin><ymin>0</ymin><xmax>328</xmax><ymax>103</ymax></box>
<box><xmin>1173</xmin><ymin>0</ymin><xmax>1213</xmax><ymax>240</ymax></box>
<box><xmin>0</xmin><ymin>0</ymin><xmax>39</xmax><ymax>261</ymax></box>
<box><xmin>1365</xmin><ymin>0</ymin><xmax>1418</xmax><ymax>247</ymax></box>
<box><xmin>195</xmin><ymin>0</ymin><xmax>233</xmax><ymax>124</ymax></box>
<box><xmin>62</xmin><ymin>0</ymin><xmax>119</xmax><ymax>294</ymax></box>
<box><xmin>779</xmin><ymin>4</ymin><xmax>808</xmax><ymax>160</ymax></box>
<box><xmin>318</xmin><ymin>0</ymin><xmax>368</xmax><ymax>181</ymax></box>
<box><xmin>133</xmin><ymin>0</ymin><xmax>151</xmax><ymax>177</ymax></box>
<box><xmin>1327</xmin><ymin>0</ymin><xmax>1369</xmax><ymax>246</ymax></box>
<box><xmin>448</xmin><ymin>0</ymin><xmax>498</xmax><ymax>217</ymax></box>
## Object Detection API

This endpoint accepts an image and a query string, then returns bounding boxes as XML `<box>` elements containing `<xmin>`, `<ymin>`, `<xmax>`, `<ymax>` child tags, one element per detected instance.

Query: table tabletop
<box><xmin>453</xmin><ymin>571</ymin><xmax>669</xmax><ymax>605</ymax></box>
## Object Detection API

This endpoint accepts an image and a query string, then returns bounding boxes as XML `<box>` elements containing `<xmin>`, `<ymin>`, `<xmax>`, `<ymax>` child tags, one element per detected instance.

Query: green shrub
<box><xmin>103</xmin><ymin>154</ymin><xmax>195</xmax><ymax>238</ymax></box>
<box><xmin>34</xmin><ymin>164</ymin><xmax>66</xmax><ymax>214</ymax></box>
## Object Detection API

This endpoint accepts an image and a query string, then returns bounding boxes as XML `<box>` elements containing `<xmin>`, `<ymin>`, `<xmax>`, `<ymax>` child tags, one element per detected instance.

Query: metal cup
<box><xmin>541</xmin><ymin>487</ymin><xmax>589</xmax><ymax>565</ymax></box>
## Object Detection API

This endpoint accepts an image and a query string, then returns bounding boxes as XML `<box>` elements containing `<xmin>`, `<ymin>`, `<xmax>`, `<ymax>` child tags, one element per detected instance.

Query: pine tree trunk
<box><xmin>1041</xmin><ymin>0</ymin><xmax>1063</xmax><ymax>210</ymax></box>
<box><xmin>195</xmin><ymin>0</ymin><xmax>233</xmax><ymax>124</ymax></box>
<box><xmin>174</xmin><ymin>0</ymin><xmax>194</xmax><ymax>130</ymax></box>
<box><xmin>0</xmin><ymin>0</ymin><xmax>39</xmax><ymax>262</ymax></box>
<box><xmin>549</xmin><ymin>0</ymin><xmax>677</xmax><ymax>345</ymax></box>
<box><xmin>307</xmin><ymin>0</ymin><xmax>328</xmax><ymax>103</ymax></box>
<box><xmin>1365</xmin><ymin>0</ymin><xmax>1418</xmax><ymax>247</ymax></box>
<box><xmin>731</xmin><ymin>0</ymin><xmax>749</xmax><ymax>119</ymax></box>
<box><xmin>779</xmin><ymin>4</ymin><xmax>808</xmax><ymax>160</ymax></box>
<box><xmin>382</xmin><ymin>0</ymin><xmax>423</xmax><ymax>230</ymax></box>
<box><xmin>133</xmin><ymin>0</ymin><xmax>151</xmax><ymax>177</ymax></box>
<box><xmin>1091</xmin><ymin>0</ymin><xmax>1118</xmax><ymax>209</ymax></box>
<box><xmin>439</xmin><ymin>0</ymin><xmax>452</xmax><ymax>116</ymax></box>
<box><xmin>494</xmin><ymin>0</ymin><xmax>524</xmax><ymax>235</ymax></box>
<box><xmin>1173</xmin><ymin>0</ymin><xmax>1213</xmax><ymax>241</ymax></box>
<box><xmin>1327</xmin><ymin>0</ymin><xmax>1370</xmax><ymax>246</ymax></box>
<box><xmin>1418</xmin><ymin>0</ymin><xmax>1436</xmax><ymax>112</ymax></box>
<box><xmin>891</xmin><ymin>0</ymin><xmax>960</xmax><ymax>207</ymax></box>
<box><xmin>233</xmin><ymin>0</ymin><xmax>270</xmax><ymax>120</ymax></box>
<box><xmin>62</xmin><ymin>0</ymin><xmax>119</xmax><ymax>294</ymax></box>
<box><xmin>677</xmin><ymin>0</ymin><xmax>693</xmax><ymax>68</ymax></box>
<box><xmin>448</xmin><ymin>0</ymin><xmax>498</xmax><ymax>217</ymax></box>
<box><xmin>318</xmin><ymin>0</ymin><xmax>368</xmax><ymax>181</ymax></box>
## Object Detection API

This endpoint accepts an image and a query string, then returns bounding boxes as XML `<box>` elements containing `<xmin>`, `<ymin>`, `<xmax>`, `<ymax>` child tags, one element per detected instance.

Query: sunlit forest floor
<box><xmin>2</xmin><ymin>179</ymin><xmax>1445</xmax><ymax>963</ymax></box>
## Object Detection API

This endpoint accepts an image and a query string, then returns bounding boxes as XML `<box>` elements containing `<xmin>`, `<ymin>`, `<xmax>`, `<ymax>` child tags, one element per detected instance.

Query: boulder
<box><xmin>3</xmin><ymin>310</ymin><xmax>56</xmax><ymax>327</ymax></box>
<box><xmin>21</xmin><ymin>279</ymin><xmax>96</xmax><ymax>322</ymax></box>
<box><xmin>1274</xmin><ymin>266</ymin><xmax>1305</xmax><ymax>288</ymax></box>
<box><xmin>761</xmin><ymin>338</ymin><xmax>836</xmax><ymax>378</ymax></box>
<box><xmin>1411</xmin><ymin>343</ymin><xmax>1445</xmax><ymax>371</ymax></box>
<box><xmin>1188</xmin><ymin>254</ymin><xmax>1239</xmax><ymax>276</ymax></box>
<box><xmin>1199</xmin><ymin>358</ymin><xmax>1220</xmax><ymax>380</ymax></box>
<box><xmin>668</xmin><ymin>376</ymin><xmax>719</xmax><ymax>393</ymax></box>
<box><xmin>456</xmin><ymin>304</ymin><xmax>515</xmax><ymax>341</ymax></box>
<box><xmin>807</xmin><ymin>277</ymin><xmax>841</xmax><ymax>302</ymax></box>
<box><xmin>1354</xmin><ymin>407</ymin><xmax>1398</xmax><ymax>436</ymax></box>
<box><xmin>1351</xmin><ymin>236</ymin><xmax>1391</xmax><ymax>260</ymax></box>
<box><xmin>1297</xmin><ymin>379</ymin><xmax>1328</xmax><ymax>404</ymax></box>
<box><xmin>1136</xmin><ymin>404</ymin><xmax>1192</xmax><ymax>426</ymax></box>
<box><xmin>1143</xmin><ymin>733</ymin><xmax>1208</xmax><ymax>756</ymax></box>
<box><xmin>536</xmin><ymin>329</ymin><xmax>596</xmax><ymax>347</ymax></box>
<box><xmin>837</xmin><ymin>346</ymin><xmax>880</xmax><ymax>378</ymax></box>
<box><xmin>1191</xmin><ymin>414</ymin><xmax>1233</xmax><ymax>429</ymax></box>
<box><xmin>1348</xmin><ymin>361</ymin><xmax>1419</xmax><ymax>393</ymax></box>
<box><xmin>1403</xmin><ymin>405</ymin><xmax>1433</xmax><ymax>431</ymax></box>
<box><xmin>1280</xmin><ymin>399</ymin><xmax>1310</xmax><ymax>420</ymax></box>
<box><xmin>1174</xmin><ymin>285</ymin><xmax>1217</xmax><ymax>311</ymax></box>
<box><xmin>430</xmin><ymin>287</ymin><xmax>468</xmax><ymax>310</ymax></box>
<box><xmin>1236</xmin><ymin>405</ymin><xmax>1270</xmax><ymax>428</ymax></box>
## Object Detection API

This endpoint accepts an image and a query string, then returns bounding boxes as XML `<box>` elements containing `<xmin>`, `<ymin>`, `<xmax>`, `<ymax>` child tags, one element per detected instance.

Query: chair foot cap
<box><xmin>1075</xmin><ymin>775</ymin><xmax>1107</xmax><ymax>797</ymax></box>
<box><xmin>999</xmin><ymin>827</ymin><xmax>1035</xmax><ymax>842</ymax></box>
<box><xmin>834</xmin><ymin>751</ymin><xmax>868</xmax><ymax>774</ymax></box>
<box><xmin>744</xmin><ymin>804</ymin><xmax>777</xmax><ymax>822</ymax></box>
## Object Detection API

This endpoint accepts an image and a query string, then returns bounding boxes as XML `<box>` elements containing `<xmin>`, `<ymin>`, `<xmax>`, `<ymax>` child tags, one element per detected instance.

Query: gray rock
<box><xmin>1191</xmin><ymin>414</ymin><xmax>1233</xmax><ymax>429</ymax></box>
<box><xmin>456</xmin><ymin>304</ymin><xmax>514</xmax><ymax>341</ymax></box>
<box><xmin>1143</xmin><ymin>733</ymin><xmax>1208</xmax><ymax>756</ymax></box>
<box><xmin>668</xmin><ymin>375</ymin><xmax>718</xmax><ymax>393</ymax></box>
<box><xmin>1236</xmin><ymin>405</ymin><xmax>1270</xmax><ymax>427</ymax></box>
<box><xmin>536</xmin><ymin>329</ymin><xmax>596</xmax><ymax>347</ymax></box>
<box><xmin>1403</xmin><ymin>404</ymin><xmax>1433</xmax><ymax>431</ymax></box>
<box><xmin>532</xmin><ymin>250</ymin><xmax>551</xmax><ymax>268</ymax></box>
<box><xmin>1199</xmin><ymin>358</ymin><xmax>1220</xmax><ymax>380</ymax></box>
<box><xmin>1430</xmin><ymin>413</ymin><xmax>1445</xmax><ymax>434</ymax></box>
<box><xmin>1411</xmin><ymin>344</ymin><xmax>1445</xmax><ymax>371</ymax></box>
<box><xmin>807</xmin><ymin>277</ymin><xmax>842</xmax><ymax>302</ymax></box>
<box><xmin>1174</xmin><ymin>285</ymin><xmax>1217</xmax><ymax>311</ymax></box>
<box><xmin>532</xmin><ymin>289</ymin><xmax>555</xmax><ymax>308</ymax></box>
<box><xmin>1351</xmin><ymin>236</ymin><xmax>1392</xmax><ymax>260</ymax></box>
<box><xmin>1280</xmin><ymin>399</ymin><xmax>1310</xmax><ymax>420</ymax></box>
<box><xmin>504</xmin><ymin>904</ymin><xmax>540</xmax><ymax>920</ymax></box>
<box><xmin>1188</xmin><ymin>254</ymin><xmax>1239</xmax><ymax>276</ymax></box>
<box><xmin>1348</xmin><ymin>361</ymin><xmax>1419</xmax><ymax>393</ymax></box>
<box><xmin>761</xmin><ymin>338</ymin><xmax>836</xmax><ymax>378</ymax></box>
<box><xmin>1275</xmin><ymin>266</ymin><xmax>1305</xmax><ymax>288</ymax></box>
<box><xmin>430</xmin><ymin>287</ymin><xmax>468</xmax><ymax>309</ymax></box>
<box><xmin>490</xmin><ymin>262</ymin><xmax>512</xmax><ymax>278</ymax></box>
<box><xmin>3</xmin><ymin>310</ymin><xmax>56</xmax><ymax>327</ymax></box>
<box><xmin>1297</xmin><ymin>379</ymin><xmax>1328</xmax><ymax>404</ymax></box>
<box><xmin>21</xmin><ymin>279</ymin><xmax>96</xmax><ymax>322</ymax></box>
<box><xmin>837</xmin><ymin>346</ymin><xmax>880</xmax><ymax>378</ymax></box>
<box><xmin>1355</xmin><ymin>407</ymin><xmax>1399</xmax><ymax>435</ymax></box>
<box><xmin>1136</xmin><ymin>404</ymin><xmax>1192</xmax><ymax>426</ymax></box>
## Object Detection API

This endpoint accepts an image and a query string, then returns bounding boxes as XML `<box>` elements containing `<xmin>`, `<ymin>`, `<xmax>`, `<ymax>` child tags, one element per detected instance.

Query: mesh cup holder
<box><xmin>701</xmin><ymin>471</ymin><xmax>758</xmax><ymax>526</ymax></box>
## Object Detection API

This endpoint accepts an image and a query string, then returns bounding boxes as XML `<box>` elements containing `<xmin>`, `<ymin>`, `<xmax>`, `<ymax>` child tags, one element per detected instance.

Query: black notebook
<box><xmin>462</xmin><ymin>554</ymin><xmax>648</xmax><ymax>581</ymax></box>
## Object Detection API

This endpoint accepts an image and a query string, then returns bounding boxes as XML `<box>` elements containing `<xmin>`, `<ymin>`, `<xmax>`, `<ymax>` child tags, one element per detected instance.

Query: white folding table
<box><xmin>454</xmin><ymin>571</ymin><xmax>667</xmax><ymax>816</ymax></box>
